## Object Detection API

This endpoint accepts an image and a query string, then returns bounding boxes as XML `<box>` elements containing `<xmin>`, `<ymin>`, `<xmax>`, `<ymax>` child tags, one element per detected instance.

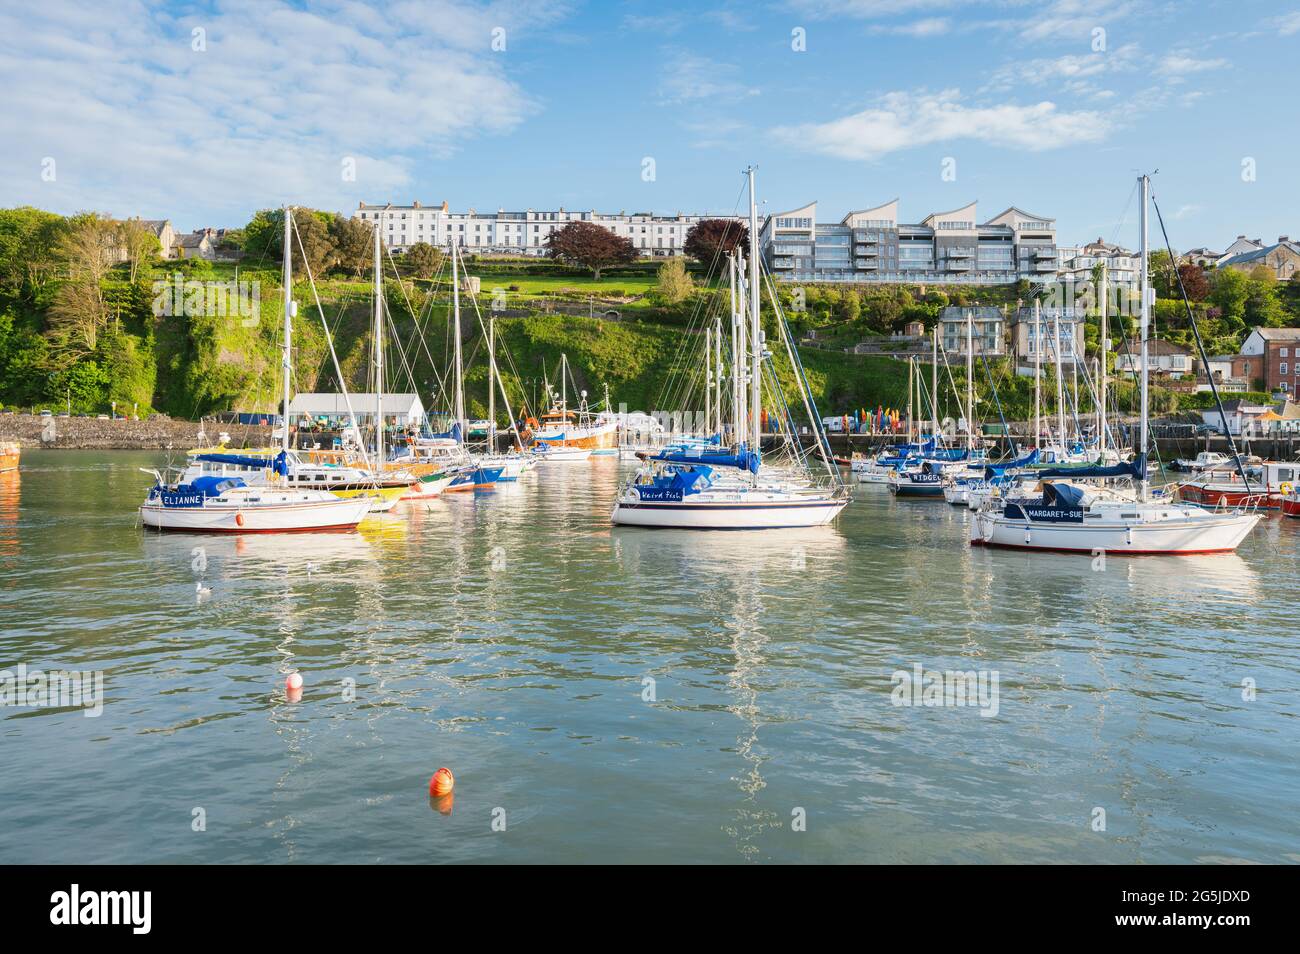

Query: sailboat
<box><xmin>530</xmin><ymin>353</ymin><xmax>617</xmax><ymax>456</ymax></box>
<box><xmin>140</xmin><ymin>208</ymin><xmax>373</xmax><ymax>533</ymax></box>
<box><xmin>611</xmin><ymin>167</ymin><xmax>850</xmax><ymax>529</ymax></box>
<box><xmin>970</xmin><ymin>176</ymin><xmax>1260</xmax><ymax>554</ymax></box>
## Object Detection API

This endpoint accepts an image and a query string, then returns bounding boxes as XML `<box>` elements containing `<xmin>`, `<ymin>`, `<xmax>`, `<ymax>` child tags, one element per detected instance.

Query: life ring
<box><xmin>235</xmin><ymin>512</ymin><xmax>245</xmax><ymax>527</ymax></box>
<box><xmin>1281</xmin><ymin>482</ymin><xmax>1294</xmax><ymax>497</ymax></box>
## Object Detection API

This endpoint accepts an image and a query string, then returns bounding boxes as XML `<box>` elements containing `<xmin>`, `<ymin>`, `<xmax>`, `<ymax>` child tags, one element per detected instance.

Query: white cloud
<box><xmin>1011</xmin><ymin>0</ymin><xmax>1138</xmax><ymax>42</ymax></box>
<box><xmin>0</xmin><ymin>0</ymin><xmax>569</xmax><ymax>226</ymax></box>
<box><xmin>1155</xmin><ymin>52</ymin><xmax>1230</xmax><ymax>76</ymax></box>
<box><xmin>870</xmin><ymin>17</ymin><xmax>951</xmax><ymax>37</ymax></box>
<box><xmin>1274</xmin><ymin>12</ymin><xmax>1300</xmax><ymax>36</ymax></box>
<box><xmin>788</xmin><ymin>0</ymin><xmax>957</xmax><ymax>16</ymax></box>
<box><xmin>658</xmin><ymin>51</ymin><xmax>759</xmax><ymax>105</ymax></box>
<box><xmin>983</xmin><ymin>43</ymin><xmax>1142</xmax><ymax>92</ymax></box>
<box><xmin>774</xmin><ymin>89</ymin><xmax>1110</xmax><ymax>161</ymax></box>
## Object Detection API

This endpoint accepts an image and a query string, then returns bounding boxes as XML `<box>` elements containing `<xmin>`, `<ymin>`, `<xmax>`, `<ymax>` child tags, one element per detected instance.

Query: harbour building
<box><xmin>759</xmin><ymin>199</ymin><xmax>1057</xmax><ymax>285</ymax></box>
<box><xmin>352</xmin><ymin>201</ymin><xmax>739</xmax><ymax>256</ymax></box>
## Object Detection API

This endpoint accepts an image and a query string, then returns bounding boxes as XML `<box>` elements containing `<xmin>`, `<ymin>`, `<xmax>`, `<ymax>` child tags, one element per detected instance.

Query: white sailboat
<box><xmin>140</xmin><ymin>208</ymin><xmax>372</xmax><ymax>533</ymax></box>
<box><xmin>971</xmin><ymin>176</ymin><xmax>1260</xmax><ymax>555</ymax></box>
<box><xmin>611</xmin><ymin>167</ymin><xmax>850</xmax><ymax>530</ymax></box>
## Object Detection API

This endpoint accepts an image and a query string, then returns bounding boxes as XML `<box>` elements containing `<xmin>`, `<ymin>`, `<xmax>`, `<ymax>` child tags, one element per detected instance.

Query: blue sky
<box><xmin>2</xmin><ymin>0</ymin><xmax>1297</xmax><ymax>250</ymax></box>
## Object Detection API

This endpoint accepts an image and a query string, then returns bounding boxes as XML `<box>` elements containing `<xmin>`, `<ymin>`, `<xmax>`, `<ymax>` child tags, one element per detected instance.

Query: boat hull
<box><xmin>1283</xmin><ymin>495</ymin><xmax>1300</xmax><ymax>518</ymax></box>
<box><xmin>140</xmin><ymin>496</ymin><xmax>371</xmax><ymax>533</ymax></box>
<box><xmin>1178</xmin><ymin>483</ymin><xmax>1282</xmax><ymax>510</ymax></box>
<box><xmin>970</xmin><ymin>510</ymin><xmax>1260</xmax><ymax>554</ymax></box>
<box><xmin>611</xmin><ymin>497</ymin><xmax>847</xmax><ymax>529</ymax></box>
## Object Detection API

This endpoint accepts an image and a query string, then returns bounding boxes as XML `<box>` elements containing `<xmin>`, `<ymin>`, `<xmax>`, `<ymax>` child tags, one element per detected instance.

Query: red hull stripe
<box><xmin>970</xmin><ymin>540</ymin><xmax>1237</xmax><ymax>555</ymax></box>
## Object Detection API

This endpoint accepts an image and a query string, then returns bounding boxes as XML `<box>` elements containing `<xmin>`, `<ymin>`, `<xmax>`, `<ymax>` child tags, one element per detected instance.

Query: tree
<box><xmin>48</xmin><ymin>212</ymin><xmax>117</xmax><ymax>353</ymax></box>
<box><xmin>544</xmin><ymin>221</ymin><xmax>636</xmax><ymax>280</ymax></box>
<box><xmin>330</xmin><ymin>215</ymin><xmax>372</xmax><ymax>277</ymax></box>
<box><xmin>1176</xmin><ymin>263</ymin><xmax>1210</xmax><ymax>301</ymax></box>
<box><xmin>118</xmin><ymin>218</ymin><xmax>161</xmax><ymax>284</ymax></box>
<box><xmin>1148</xmin><ymin>250</ymin><xmax>1176</xmax><ymax>299</ymax></box>
<box><xmin>0</xmin><ymin>206</ymin><xmax>63</xmax><ymax>301</ymax></box>
<box><xmin>239</xmin><ymin>208</ymin><xmax>337</xmax><ymax>275</ymax></box>
<box><xmin>683</xmin><ymin>218</ymin><xmax>749</xmax><ymax>267</ymax></box>
<box><xmin>655</xmin><ymin>257</ymin><xmax>693</xmax><ymax>304</ymax></box>
<box><xmin>404</xmin><ymin>242</ymin><xmax>443</xmax><ymax>279</ymax></box>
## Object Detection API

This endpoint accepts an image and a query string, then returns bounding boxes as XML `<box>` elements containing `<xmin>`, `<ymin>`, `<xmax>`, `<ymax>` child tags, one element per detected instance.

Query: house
<box><xmin>1178</xmin><ymin>247</ymin><xmax>1222</xmax><ymax>269</ymax></box>
<box><xmin>1056</xmin><ymin>238</ymin><xmax>1140</xmax><ymax>288</ymax></box>
<box><xmin>1217</xmin><ymin>236</ymin><xmax>1300</xmax><ymax>282</ymax></box>
<box><xmin>287</xmin><ymin>393</ymin><xmax>426</xmax><ymax>429</ymax></box>
<box><xmin>1114</xmin><ymin>338</ymin><xmax>1194</xmax><ymax>377</ymax></box>
<box><xmin>1240</xmin><ymin>326</ymin><xmax>1300</xmax><ymax>394</ymax></box>
<box><xmin>1009</xmin><ymin>306</ymin><xmax>1085</xmax><ymax>370</ymax></box>
<box><xmin>938</xmin><ymin>306</ymin><xmax>1005</xmax><ymax>356</ymax></box>
<box><xmin>1195</xmin><ymin>354</ymin><xmax>1250</xmax><ymax>393</ymax></box>
<box><xmin>172</xmin><ymin>230</ymin><xmax>217</xmax><ymax>260</ymax></box>
<box><xmin>1218</xmin><ymin>235</ymin><xmax>1265</xmax><ymax>263</ymax></box>
<box><xmin>137</xmin><ymin>219</ymin><xmax>176</xmax><ymax>259</ymax></box>
<box><xmin>1200</xmin><ymin>398</ymin><xmax>1274</xmax><ymax>436</ymax></box>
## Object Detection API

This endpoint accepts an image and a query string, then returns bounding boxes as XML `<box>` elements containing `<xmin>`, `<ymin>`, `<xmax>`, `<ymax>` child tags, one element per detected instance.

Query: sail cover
<box><xmin>652</xmin><ymin>444</ymin><xmax>760</xmax><ymax>474</ymax></box>
<box><xmin>1037</xmin><ymin>454</ymin><xmax>1145</xmax><ymax>481</ymax></box>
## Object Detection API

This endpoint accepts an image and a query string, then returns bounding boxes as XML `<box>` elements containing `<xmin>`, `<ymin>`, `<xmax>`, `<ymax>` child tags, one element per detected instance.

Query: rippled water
<box><xmin>1</xmin><ymin>450</ymin><xmax>1298</xmax><ymax>864</ymax></box>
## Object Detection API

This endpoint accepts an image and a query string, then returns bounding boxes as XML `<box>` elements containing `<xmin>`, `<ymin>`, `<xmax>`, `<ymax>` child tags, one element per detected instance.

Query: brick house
<box><xmin>1240</xmin><ymin>327</ymin><xmax>1300</xmax><ymax>394</ymax></box>
<box><xmin>1218</xmin><ymin>237</ymin><xmax>1300</xmax><ymax>282</ymax></box>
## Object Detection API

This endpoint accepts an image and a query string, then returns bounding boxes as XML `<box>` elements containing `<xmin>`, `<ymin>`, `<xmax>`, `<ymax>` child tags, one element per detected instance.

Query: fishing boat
<box><xmin>1171</xmin><ymin>451</ymin><xmax>1230</xmax><ymax>473</ymax></box>
<box><xmin>0</xmin><ymin>442</ymin><xmax>18</xmax><ymax>473</ymax></box>
<box><xmin>1283</xmin><ymin>487</ymin><xmax>1300</xmax><ymax>518</ymax></box>
<box><xmin>970</xmin><ymin>175</ymin><xmax>1260</xmax><ymax>556</ymax></box>
<box><xmin>140</xmin><ymin>208</ymin><xmax>373</xmax><ymax>534</ymax></box>
<box><xmin>612</xmin><ymin>167</ymin><xmax>850</xmax><ymax>530</ymax></box>
<box><xmin>1177</xmin><ymin>460</ymin><xmax>1297</xmax><ymax>510</ymax></box>
<box><xmin>530</xmin><ymin>354</ymin><xmax>618</xmax><ymax>453</ymax></box>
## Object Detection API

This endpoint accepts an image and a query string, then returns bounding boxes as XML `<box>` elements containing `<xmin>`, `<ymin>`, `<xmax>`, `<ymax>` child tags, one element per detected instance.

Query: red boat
<box><xmin>1284</xmin><ymin>493</ymin><xmax>1300</xmax><ymax>519</ymax></box>
<box><xmin>1178</xmin><ymin>461</ymin><xmax>1298</xmax><ymax>511</ymax></box>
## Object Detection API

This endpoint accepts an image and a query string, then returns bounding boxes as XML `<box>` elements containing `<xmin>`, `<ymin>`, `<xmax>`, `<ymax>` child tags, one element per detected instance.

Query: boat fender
<box><xmin>235</xmin><ymin>512</ymin><xmax>245</xmax><ymax>527</ymax></box>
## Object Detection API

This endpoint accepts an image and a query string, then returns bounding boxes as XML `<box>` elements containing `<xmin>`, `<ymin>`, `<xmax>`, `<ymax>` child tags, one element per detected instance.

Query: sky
<box><xmin>1</xmin><ymin>0</ymin><xmax>1297</xmax><ymax>250</ymax></box>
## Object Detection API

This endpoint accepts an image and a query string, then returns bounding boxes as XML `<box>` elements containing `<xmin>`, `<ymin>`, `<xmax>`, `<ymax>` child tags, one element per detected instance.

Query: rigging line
<box><xmin>382</xmin><ymin>241</ymin><xmax>451</xmax><ymax>408</ymax></box>
<box><xmin>291</xmin><ymin>208</ymin><xmax>370</xmax><ymax>471</ymax></box>
<box><xmin>1150</xmin><ymin>188</ymin><xmax>1254</xmax><ymax>491</ymax></box>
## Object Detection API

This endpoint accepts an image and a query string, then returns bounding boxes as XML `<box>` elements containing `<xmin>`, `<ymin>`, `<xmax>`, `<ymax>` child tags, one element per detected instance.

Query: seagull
<box><xmin>305</xmin><ymin>562</ymin><xmax>317</xmax><ymax>576</ymax></box>
<box><xmin>195</xmin><ymin>581</ymin><xmax>211</xmax><ymax>600</ymax></box>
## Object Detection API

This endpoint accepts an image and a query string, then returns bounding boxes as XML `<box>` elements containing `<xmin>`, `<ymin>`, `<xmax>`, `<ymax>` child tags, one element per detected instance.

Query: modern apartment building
<box><xmin>759</xmin><ymin>199</ymin><xmax>1056</xmax><ymax>285</ymax></box>
<box><xmin>352</xmin><ymin>201</ymin><xmax>738</xmax><ymax>256</ymax></box>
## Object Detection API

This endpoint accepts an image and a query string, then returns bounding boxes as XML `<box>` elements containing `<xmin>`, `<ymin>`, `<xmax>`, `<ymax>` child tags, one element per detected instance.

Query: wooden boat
<box><xmin>1177</xmin><ymin>460</ymin><xmax>1297</xmax><ymax>510</ymax></box>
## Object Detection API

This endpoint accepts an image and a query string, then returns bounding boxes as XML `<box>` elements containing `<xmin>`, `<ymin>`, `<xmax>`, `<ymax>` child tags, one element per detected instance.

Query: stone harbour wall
<box><xmin>0</xmin><ymin>414</ymin><xmax>275</xmax><ymax>450</ymax></box>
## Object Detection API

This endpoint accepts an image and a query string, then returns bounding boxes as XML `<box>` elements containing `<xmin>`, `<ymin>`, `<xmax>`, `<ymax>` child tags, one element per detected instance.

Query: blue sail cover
<box><xmin>157</xmin><ymin>476</ymin><xmax>247</xmax><ymax>508</ymax></box>
<box><xmin>635</xmin><ymin>465</ymin><xmax>715</xmax><ymax>501</ymax></box>
<box><xmin>195</xmin><ymin>453</ymin><xmax>273</xmax><ymax>469</ymax></box>
<box><xmin>652</xmin><ymin>443</ymin><xmax>760</xmax><ymax>475</ymax></box>
<box><xmin>430</xmin><ymin>422</ymin><xmax>463</xmax><ymax>443</ymax></box>
<box><xmin>1037</xmin><ymin>454</ymin><xmax>1145</xmax><ymax>481</ymax></box>
<box><xmin>984</xmin><ymin>448</ymin><xmax>1040</xmax><ymax>479</ymax></box>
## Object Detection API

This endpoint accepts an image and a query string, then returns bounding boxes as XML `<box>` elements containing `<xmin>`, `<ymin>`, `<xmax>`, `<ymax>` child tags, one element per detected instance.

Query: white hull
<box><xmin>401</xmin><ymin>474</ymin><xmax>450</xmax><ymax>499</ymax></box>
<box><xmin>535</xmin><ymin>447</ymin><xmax>593</xmax><ymax>462</ymax></box>
<box><xmin>612</xmin><ymin>493</ymin><xmax>847</xmax><ymax>529</ymax></box>
<box><xmin>970</xmin><ymin>509</ymin><xmax>1260</xmax><ymax>554</ymax></box>
<box><xmin>141</xmin><ymin>492</ymin><xmax>371</xmax><ymax>533</ymax></box>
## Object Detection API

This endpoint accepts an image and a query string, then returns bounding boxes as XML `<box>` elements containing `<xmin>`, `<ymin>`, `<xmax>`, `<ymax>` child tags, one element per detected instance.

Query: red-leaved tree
<box><xmin>1177</xmin><ymin>262</ymin><xmax>1211</xmax><ymax>301</ymax></box>
<box><xmin>684</xmin><ymin>218</ymin><xmax>750</xmax><ymax>267</ymax></box>
<box><xmin>544</xmin><ymin>222</ymin><xmax>637</xmax><ymax>280</ymax></box>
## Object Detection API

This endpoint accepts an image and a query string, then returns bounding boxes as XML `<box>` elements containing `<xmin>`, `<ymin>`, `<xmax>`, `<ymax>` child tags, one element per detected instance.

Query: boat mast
<box><xmin>1099</xmin><ymin>261</ymin><xmax>1109</xmax><ymax>453</ymax></box>
<box><xmin>713</xmin><ymin>312</ymin><xmax>723</xmax><ymax>437</ymax></box>
<box><xmin>907</xmin><ymin>357</ymin><xmax>914</xmax><ymax>443</ymax></box>
<box><xmin>1138</xmin><ymin>173</ymin><xmax>1151</xmax><ymax>501</ymax></box>
<box><xmin>736</xmin><ymin>256</ymin><xmax>748</xmax><ymax>443</ymax></box>
<box><xmin>931</xmin><ymin>324</ymin><xmax>938</xmax><ymax>440</ymax></box>
<box><xmin>704</xmin><ymin>324</ymin><xmax>712</xmax><ymax>440</ymax></box>
<box><xmin>966</xmin><ymin>310</ymin><xmax>974</xmax><ymax>451</ymax></box>
<box><xmin>281</xmin><ymin>206</ymin><xmax>293</xmax><ymax>459</ymax></box>
<box><xmin>373</xmin><ymin>223</ymin><xmax>384</xmax><ymax>466</ymax></box>
<box><xmin>488</xmin><ymin>312</ymin><xmax>496</xmax><ymax>453</ymax></box>
<box><xmin>1033</xmin><ymin>299</ymin><xmax>1042</xmax><ymax>449</ymax></box>
<box><xmin>451</xmin><ymin>240</ymin><xmax>465</xmax><ymax>440</ymax></box>
<box><xmin>1054</xmin><ymin>312</ymin><xmax>1066</xmax><ymax>451</ymax></box>
<box><xmin>561</xmin><ymin>353</ymin><xmax>568</xmax><ymax>420</ymax></box>
<box><xmin>728</xmin><ymin>253</ymin><xmax>739</xmax><ymax>442</ymax></box>
<box><xmin>746</xmin><ymin>166</ymin><xmax>761</xmax><ymax>453</ymax></box>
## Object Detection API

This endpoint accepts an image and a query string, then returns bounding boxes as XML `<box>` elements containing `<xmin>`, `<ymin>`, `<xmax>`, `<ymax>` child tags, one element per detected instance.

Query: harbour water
<box><xmin>2</xmin><ymin>450</ymin><xmax>1298</xmax><ymax>863</ymax></box>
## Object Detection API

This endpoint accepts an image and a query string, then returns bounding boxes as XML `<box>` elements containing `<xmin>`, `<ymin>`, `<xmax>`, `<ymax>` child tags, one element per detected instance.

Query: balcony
<box><xmin>855</xmin><ymin>260</ymin><xmax>879</xmax><ymax>270</ymax></box>
<box><xmin>855</xmin><ymin>249</ymin><xmax>879</xmax><ymax>258</ymax></box>
<box><xmin>772</xmin><ymin>259</ymin><xmax>795</xmax><ymax>270</ymax></box>
<box><xmin>1033</xmin><ymin>248</ymin><xmax>1056</xmax><ymax>259</ymax></box>
<box><xmin>946</xmin><ymin>248</ymin><xmax>975</xmax><ymax>258</ymax></box>
<box><xmin>945</xmin><ymin>260</ymin><xmax>973</xmax><ymax>271</ymax></box>
<box><xmin>1033</xmin><ymin>260</ymin><xmax>1056</xmax><ymax>271</ymax></box>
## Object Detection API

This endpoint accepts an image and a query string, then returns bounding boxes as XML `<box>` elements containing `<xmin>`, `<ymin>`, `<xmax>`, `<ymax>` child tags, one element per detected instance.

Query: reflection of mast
<box><xmin>722</xmin><ymin>574</ymin><xmax>775</xmax><ymax>862</ymax></box>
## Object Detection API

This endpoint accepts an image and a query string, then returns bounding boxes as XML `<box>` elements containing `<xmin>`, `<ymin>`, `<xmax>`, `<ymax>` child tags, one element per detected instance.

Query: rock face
<box><xmin>0</xmin><ymin>414</ymin><xmax>275</xmax><ymax>450</ymax></box>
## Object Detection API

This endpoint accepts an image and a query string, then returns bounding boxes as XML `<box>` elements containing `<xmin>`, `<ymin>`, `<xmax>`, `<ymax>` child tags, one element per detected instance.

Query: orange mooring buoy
<box><xmin>286</xmin><ymin>672</ymin><xmax>303</xmax><ymax>691</ymax></box>
<box><xmin>428</xmin><ymin>767</ymin><xmax>454</xmax><ymax>797</ymax></box>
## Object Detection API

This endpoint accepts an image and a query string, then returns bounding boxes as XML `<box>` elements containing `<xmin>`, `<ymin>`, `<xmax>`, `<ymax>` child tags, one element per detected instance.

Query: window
<box><xmin>1282</xmin><ymin>348</ymin><xmax>1290</xmax><ymax>358</ymax></box>
<box><xmin>1282</xmin><ymin>362</ymin><xmax>1289</xmax><ymax>375</ymax></box>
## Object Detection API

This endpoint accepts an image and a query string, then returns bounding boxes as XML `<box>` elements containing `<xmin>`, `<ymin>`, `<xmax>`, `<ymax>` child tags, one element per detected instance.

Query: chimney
<box><xmin>1237</xmin><ymin>234</ymin><xmax>1246</xmax><ymax>240</ymax></box>
<box><xmin>1280</xmin><ymin>236</ymin><xmax>1290</xmax><ymax>243</ymax></box>
<box><xmin>1253</xmin><ymin>238</ymin><xmax>1262</xmax><ymax>245</ymax></box>
<box><xmin>441</xmin><ymin>200</ymin><xmax>448</xmax><ymax>212</ymax></box>
<box><xmin>413</xmin><ymin>200</ymin><xmax>420</xmax><ymax>208</ymax></box>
